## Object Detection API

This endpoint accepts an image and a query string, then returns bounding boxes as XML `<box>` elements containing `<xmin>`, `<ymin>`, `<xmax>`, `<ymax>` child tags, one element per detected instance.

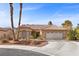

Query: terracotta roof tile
<box><xmin>20</xmin><ymin>24</ymin><xmax>68</xmax><ymax>30</ymax></box>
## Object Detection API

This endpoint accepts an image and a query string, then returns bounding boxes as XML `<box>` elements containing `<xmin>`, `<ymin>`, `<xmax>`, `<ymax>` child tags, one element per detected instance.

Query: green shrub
<box><xmin>76</xmin><ymin>33</ymin><xmax>79</xmax><ymax>40</ymax></box>
<box><xmin>31</xmin><ymin>31</ymin><xmax>40</xmax><ymax>39</ymax></box>
<box><xmin>1</xmin><ymin>39</ymin><xmax>9</xmax><ymax>43</ymax></box>
<box><xmin>67</xmin><ymin>30</ymin><xmax>77</xmax><ymax>40</ymax></box>
<box><xmin>75</xmin><ymin>28</ymin><xmax>79</xmax><ymax>40</ymax></box>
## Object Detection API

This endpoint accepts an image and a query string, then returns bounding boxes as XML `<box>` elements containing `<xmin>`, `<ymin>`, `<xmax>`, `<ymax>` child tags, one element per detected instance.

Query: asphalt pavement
<box><xmin>0</xmin><ymin>48</ymin><xmax>48</xmax><ymax>56</ymax></box>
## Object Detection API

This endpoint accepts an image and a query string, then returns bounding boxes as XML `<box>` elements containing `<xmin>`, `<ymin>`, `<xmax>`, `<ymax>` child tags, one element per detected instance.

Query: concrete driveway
<box><xmin>0</xmin><ymin>40</ymin><xmax>79</xmax><ymax>56</ymax></box>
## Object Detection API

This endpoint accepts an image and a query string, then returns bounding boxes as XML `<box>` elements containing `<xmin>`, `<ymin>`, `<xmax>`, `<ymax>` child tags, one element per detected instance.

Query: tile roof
<box><xmin>0</xmin><ymin>24</ymin><xmax>68</xmax><ymax>31</ymax></box>
<box><xmin>0</xmin><ymin>27</ymin><xmax>12</xmax><ymax>31</ymax></box>
<box><xmin>20</xmin><ymin>24</ymin><xmax>68</xmax><ymax>30</ymax></box>
<box><xmin>44</xmin><ymin>25</ymin><xmax>68</xmax><ymax>30</ymax></box>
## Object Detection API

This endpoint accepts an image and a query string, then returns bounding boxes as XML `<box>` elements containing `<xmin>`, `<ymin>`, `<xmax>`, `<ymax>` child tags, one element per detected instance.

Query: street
<box><xmin>0</xmin><ymin>48</ymin><xmax>48</xmax><ymax>56</ymax></box>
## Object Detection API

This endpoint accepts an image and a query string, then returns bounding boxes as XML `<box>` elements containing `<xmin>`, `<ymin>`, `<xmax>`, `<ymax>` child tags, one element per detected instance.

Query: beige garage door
<box><xmin>46</xmin><ymin>32</ymin><xmax>63</xmax><ymax>40</ymax></box>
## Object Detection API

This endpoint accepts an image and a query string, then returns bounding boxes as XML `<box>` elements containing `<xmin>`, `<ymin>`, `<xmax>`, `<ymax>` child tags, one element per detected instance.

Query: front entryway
<box><xmin>31</xmin><ymin>31</ymin><xmax>40</xmax><ymax>39</ymax></box>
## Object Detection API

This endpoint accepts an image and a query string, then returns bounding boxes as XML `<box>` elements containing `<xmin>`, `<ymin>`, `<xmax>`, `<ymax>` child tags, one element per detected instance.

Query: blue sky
<box><xmin>0</xmin><ymin>3</ymin><xmax>79</xmax><ymax>27</ymax></box>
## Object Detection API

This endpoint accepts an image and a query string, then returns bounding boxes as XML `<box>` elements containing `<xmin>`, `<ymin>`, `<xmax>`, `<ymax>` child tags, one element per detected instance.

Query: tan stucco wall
<box><xmin>0</xmin><ymin>27</ymin><xmax>68</xmax><ymax>40</ymax></box>
<box><xmin>0</xmin><ymin>30</ymin><xmax>13</xmax><ymax>39</ymax></box>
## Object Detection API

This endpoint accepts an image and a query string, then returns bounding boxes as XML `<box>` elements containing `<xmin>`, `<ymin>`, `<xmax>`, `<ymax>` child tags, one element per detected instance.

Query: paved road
<box><xmin>0</xmin><ymin>48</ymin><xmax>48</xmax><ymax>56</ymax></box>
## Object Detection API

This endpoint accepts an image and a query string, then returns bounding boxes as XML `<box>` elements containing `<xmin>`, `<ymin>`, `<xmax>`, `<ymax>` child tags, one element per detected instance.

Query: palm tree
<box><xmin>62</xmin><ymin>20</ymin><xmax>72</xmax><ymax>29</ymax></box>
<box><xmin>9</xmin><ymin>3</ymin><xmax>16</xmax><ymax>41</ymax></box>
<box><xmin>48</xmin><ymin>21</ymin><xmax>53</xmax><ymax>25</ymax></box>
<box><xmin>17</xmin><ymin>3</ymin><xmax>22</xmax><ymax>40</ymax></box>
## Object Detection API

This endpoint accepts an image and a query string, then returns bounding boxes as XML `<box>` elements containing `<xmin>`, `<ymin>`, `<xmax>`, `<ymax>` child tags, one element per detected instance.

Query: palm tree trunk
<box><xmin>9</xmin><ymin>3</ymin><xmax>16</xmax><ymax>41</ymax></box>
<box><xmin>17</xmin><ymin>3</ymin><xmax>22</xmax><ymax>40</ymax></box>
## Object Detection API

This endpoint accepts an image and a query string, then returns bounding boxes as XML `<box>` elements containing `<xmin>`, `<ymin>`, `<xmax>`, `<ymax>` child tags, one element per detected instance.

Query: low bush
<box><xmin>1</xmin><ymin>39</ymin><xmax>9</xmax><ymax>43</ymax></box>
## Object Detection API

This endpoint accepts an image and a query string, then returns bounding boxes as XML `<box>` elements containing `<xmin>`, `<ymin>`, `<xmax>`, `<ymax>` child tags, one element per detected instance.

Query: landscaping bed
<box><xmin>0</xmin><ymin>39</ymin><xmax>48</xmax><ymax>47</ymax></box>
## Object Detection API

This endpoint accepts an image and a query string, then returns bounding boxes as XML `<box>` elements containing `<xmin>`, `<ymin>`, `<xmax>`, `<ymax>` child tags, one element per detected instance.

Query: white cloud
<box><xmin>0</xmin><ymin>10</ymin><xmax>9</xmax><ymax>27</ymax></box>
<box><xmin>48</xmin><ymin>13</ymin><xmax>79</xmax><ymax>27</ymax></box>
<box><xmin>0</xmin><ymin>9</ymin><xmax>19</xmax><ymax>27</ymax></box>
<box><xmin>23</xmin><ymin>7</ymin><xmax>39</xmax><ymax>10</ymax></box>
<box><xmin>23</xmin><ymin>5</ymin><xmax>44</xmax><ymax>11</ymax></box>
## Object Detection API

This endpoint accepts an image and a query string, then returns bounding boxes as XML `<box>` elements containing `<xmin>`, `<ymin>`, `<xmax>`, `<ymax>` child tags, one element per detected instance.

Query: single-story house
<box><xmin>0</xmin><ymin>24</ymin><xmax>69</xmax><ymax>40</ymax></box>
<box><xmin>18</xmin><ymin>24</ymin><xmax>69</xmax><ymax>40</ymax></box>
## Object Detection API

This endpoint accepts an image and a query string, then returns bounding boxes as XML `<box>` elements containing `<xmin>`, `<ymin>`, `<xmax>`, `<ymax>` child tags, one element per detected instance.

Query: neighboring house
<box><xmin>0</xmin><ymin>24</ymin><xmax>69</xmax><ymax>40</ymax></box>
<box><xmin>0</xmin><ymin>28</ymin><xmax>13</xmax><ymax>40</ymax></box>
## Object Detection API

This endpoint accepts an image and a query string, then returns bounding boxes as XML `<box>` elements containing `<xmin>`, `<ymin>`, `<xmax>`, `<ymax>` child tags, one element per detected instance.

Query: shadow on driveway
<box><xmin>0</xmin><ymin>48</ymin><xmax>48</xmax><ymax>56</ymax></box>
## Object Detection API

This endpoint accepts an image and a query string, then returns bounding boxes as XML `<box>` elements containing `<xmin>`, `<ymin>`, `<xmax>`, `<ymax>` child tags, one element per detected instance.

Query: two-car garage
<box><xmin>46</xmin><ymin>32</ymin><xmax>64</xmax><ymax>40</ymax></box>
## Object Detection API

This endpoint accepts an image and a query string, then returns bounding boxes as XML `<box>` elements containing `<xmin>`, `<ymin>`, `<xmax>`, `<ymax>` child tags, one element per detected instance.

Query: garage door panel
<box><xmin>46</xmin><ymin>32</ymin><xmax>63</xmax><ymax>40</ymax></box>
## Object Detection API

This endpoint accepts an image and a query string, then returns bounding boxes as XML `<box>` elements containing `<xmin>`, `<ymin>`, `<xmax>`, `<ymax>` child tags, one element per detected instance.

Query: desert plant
<box><xmin>31</xmin><ymin>31</ymin><xmax>40</xmax><ymax>39</ymax></box>
<box><xmin>75</xmin><ymin>25</ymin><xmax>79</xmax><ymax>40</ymax></box>
<box><xmin>1</xmin><ymin>39</ymin><xmax>9</xmax><ymax>43</ymax></box>
<box><xmin>67</xmin><ymin>29</ymin><xmax>77</xmax><ymax>40</ymax></box>
<box><xmin>76</xmin><ymin>33</ymin><xmax>79</xmax><ymax>40</ymax></box>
